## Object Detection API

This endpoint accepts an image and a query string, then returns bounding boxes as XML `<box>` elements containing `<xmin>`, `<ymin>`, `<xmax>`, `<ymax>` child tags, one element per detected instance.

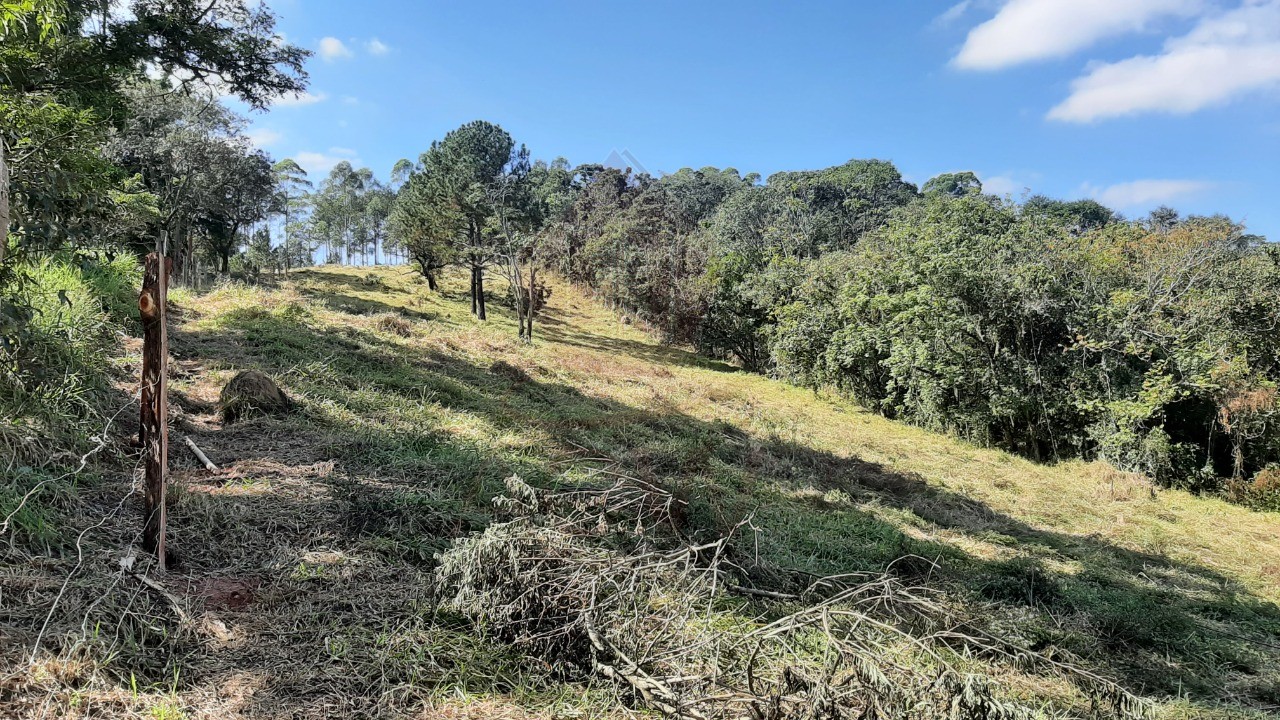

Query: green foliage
<box><xmin>2</xmin><ymin>0</ymin><xmax>309</xmax><ymax>262</ymax></box>
<box><xmin>771</xmin><ymin>197</ymin><xmax>1280</xmax><ymax>487</ymax></box>
<box><xmin>390</xmin><ymin>121</ymin><xmax>532</xmax><ymax>320</ymax></box>
<box><xmin>923</xmin><ymin>170</ymin><xmax>982</xmax><ymax>198</ymax></box>
<box><xmin>548</xmin><ymin>155</ymin><xmax>1279</xmax><ymax>493</ymax></box>
<box><xmin>0</xmin><ymin>250</ymin><xmax>137</xmax><ymax>470</ymax></box>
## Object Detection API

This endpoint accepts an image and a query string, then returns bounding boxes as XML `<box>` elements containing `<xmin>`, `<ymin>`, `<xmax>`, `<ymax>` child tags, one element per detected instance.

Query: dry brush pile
<box><xmin>435</xmin><ymin>474</ymin><xmax>1153</xmax><ymax>720</ymax></box>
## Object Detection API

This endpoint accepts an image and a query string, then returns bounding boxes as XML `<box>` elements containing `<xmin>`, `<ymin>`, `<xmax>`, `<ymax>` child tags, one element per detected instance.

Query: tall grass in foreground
<box><xmin>0</xmin><ymin>252</ymin><xmax>139</xmax><ymax>550</ymax></box>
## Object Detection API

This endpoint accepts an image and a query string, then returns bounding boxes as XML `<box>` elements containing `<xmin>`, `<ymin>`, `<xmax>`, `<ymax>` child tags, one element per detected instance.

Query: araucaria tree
<box><xmin>394</xmin><ymin>121</ymin><xmax>527</xmax><ymax>319</ymax></box>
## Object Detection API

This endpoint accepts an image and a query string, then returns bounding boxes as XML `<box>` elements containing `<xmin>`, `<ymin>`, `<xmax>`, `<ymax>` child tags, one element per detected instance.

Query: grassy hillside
<box><xmin>5</xmin><ymin>264</ymin><xmax>1280</xmax><ymax>719</ymax></box>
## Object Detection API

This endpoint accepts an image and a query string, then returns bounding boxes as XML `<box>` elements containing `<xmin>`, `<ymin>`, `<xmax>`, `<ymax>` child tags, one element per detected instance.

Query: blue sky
<box><xmin>237</xmin><ymin>0</ymin><xmax>1280</xmax><ymax>238</ymax></box>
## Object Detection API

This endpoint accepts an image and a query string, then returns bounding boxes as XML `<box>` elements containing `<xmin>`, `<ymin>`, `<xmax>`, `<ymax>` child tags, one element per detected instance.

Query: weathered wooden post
<box><xmin>139</xmin><ymin>250</ymin><xmax>171</xmax><ymax>570</ymax></box>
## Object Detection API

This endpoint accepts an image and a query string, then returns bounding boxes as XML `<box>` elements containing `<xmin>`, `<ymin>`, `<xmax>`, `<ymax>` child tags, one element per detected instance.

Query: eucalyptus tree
<box><xmin>360</xmin><ymin>180</ymin><xmax>395</xmax><ymax>265</ymax></box>
<box><xmin>272</xmin><ymin>159</ymin><xmax>311</xmax><ymax>272</ymax></box>
<box><xmin>311</xmin><ymin>161</ymin><xmax>367</xmax><ymax>264</ymax></box>
<box><xmin>390</xmin><ymin>158</ymin><xmax>416</xmax><ymax>190</ymax></box>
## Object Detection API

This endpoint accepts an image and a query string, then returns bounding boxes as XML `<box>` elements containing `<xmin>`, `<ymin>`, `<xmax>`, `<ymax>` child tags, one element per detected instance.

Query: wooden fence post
<box><xmin>139</xmin><ymin>251</ymin><xmax>170</xmax><ymax>570</ymax></box>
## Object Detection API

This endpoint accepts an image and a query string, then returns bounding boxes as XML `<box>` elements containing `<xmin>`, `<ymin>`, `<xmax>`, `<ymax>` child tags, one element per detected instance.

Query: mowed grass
<box><xmin>140</xmin><ymin>265</ymin><xmax>1280</xmax><ymax>718</ymax></box>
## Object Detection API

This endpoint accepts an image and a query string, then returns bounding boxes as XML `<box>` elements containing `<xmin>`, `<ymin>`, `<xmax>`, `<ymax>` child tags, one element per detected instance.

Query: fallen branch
<box><xmin>121</xmin><ymin>554</ymin><xmax>191</xmax><ymax>625</ymax></box>
<box><xmin>728</xmin><ymin>585</ymin><xmax>798</xmax><ymax>601</ymax></box>
<box><xmin>436</xmin><ymin>475</ymin><xmax>1154</xmax><ymax>720</ymax></box>
<box><xmin>183</xmin><ymin>435</ymin><xmax>219</xmax><ymax>472</ymax></box>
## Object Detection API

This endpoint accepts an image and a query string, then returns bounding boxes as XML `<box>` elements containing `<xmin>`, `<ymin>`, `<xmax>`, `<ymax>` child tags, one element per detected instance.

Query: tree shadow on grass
<box><xmin>145</xmin><ymin>264</ymin><xmax>1280</xmax><ymax>715</ymax></box>
<box><xmin>537</xmin><ymin>322</ymin><xmax>740</xmax><ymax>373</ymax></box>
<box><xmin>425</xmin><ymin>353</ymin><xmax>1280</xmax><ymax>706</ymax></box>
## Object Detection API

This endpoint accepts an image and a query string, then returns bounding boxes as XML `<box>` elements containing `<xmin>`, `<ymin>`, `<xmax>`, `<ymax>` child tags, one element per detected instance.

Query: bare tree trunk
<box><xmin>185</xmin><ymin>227</ymin><xmax>196</xmax><ymax>287</ymax></box>
<box><xmin>139</xmin><ymin>250</ymin><xmax>171</xmax><ymax>571</ymax></box>
<box><xmin>470</xmin><ymin>266</ymin><xmax>478</xmax><ymax>315</ymax></box>
<box><xmin>1233</xmin><ymin>431</ymin><xmax>1246</xmax><ymax>481</ymax></box>
<box><xmin>476</xmin><ymin>266</ymin><xmax>487</xmax><ymax>320</ymax></box>
<box><xmin>0</xmin><ymin>138</ymin><xmax>9</xmax><ymax>266</ymax></box>
<box><xmin>526</xmin><ymin>264</ymin><xmax>537</xmax><ymax>342</ymax></box>
<box><xmin>283</xmin><ymin>204</ymin><xmax>291</xmax><ymax>275</ymax></box>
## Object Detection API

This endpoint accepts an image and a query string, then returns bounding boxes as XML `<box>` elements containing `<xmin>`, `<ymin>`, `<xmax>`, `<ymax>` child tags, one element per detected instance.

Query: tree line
<box><xmin>387</xmin><ymin>120</ymin><xmax>1280</xmax><ymax>500</ymax></box>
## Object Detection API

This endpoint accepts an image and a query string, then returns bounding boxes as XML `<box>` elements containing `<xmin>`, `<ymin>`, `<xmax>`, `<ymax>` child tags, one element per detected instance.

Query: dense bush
<box><xmin>774</xmin><ymin>198</ymin><xmax>1280</xmax><ymax>484</ymax></box>
<box><xmin>541</xmin><ymin>160</ymin><xmax>1280</xmax><ymax>494</ymax></box>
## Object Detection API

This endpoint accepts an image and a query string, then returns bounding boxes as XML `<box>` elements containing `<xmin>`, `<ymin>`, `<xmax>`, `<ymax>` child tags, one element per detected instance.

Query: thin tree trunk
<box><xmin>139</xmin><ymin>250</ymin><xmax>170</xmax><ymax>571</ymax></box>
<box><xmin>476</xmin><ymin>267</ymin><xmax>487</xmax><ymax>320</ymax></box>
<box><xmin>470</xmin><ymin>266</ymin><xmax>478</xmax><ymax>315</ymax></box>
<box><xmin>427</xmin><ymin>271</ymin><xmax>438</xmax><ymax>292</ymax></box>
<box><xmin>510</xmin><ymin>261</ymin><xmax>526</xmax><ymax>341</ymax></box>
<box><xmin>527</xmin><ymin>265</ymin><xmax>537</xmax><ymax>342</ymax></box>
<box><xmin>283</xmin><ymin>204</ymin><xmax>291</xmax><ymax>274</ymax></box>
<box><xmin>0</xmin><ymin>138</ymin><xmax>9</xmax><ymax>266</ymax></box>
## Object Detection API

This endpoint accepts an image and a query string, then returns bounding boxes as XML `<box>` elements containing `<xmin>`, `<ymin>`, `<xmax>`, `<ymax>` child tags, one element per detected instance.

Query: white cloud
<box><xmin>934</xmin><ymin>1</ymin><xmax>972</xmax><ymax>27</ymax></box>
<box><xmin>274</xmin><ymin>91</ymin><xmax>328</xmax><ymax>107</ymax></box>
<box><xmin>341</xmin><ymin>95</ymin><xmax>360</xmax><ymax>106</ymax></box>
<box><xmin>318</xmin><ymin>36</ymin><xmax>354</xmax><ymax>61</ymax></box>
<box><xmin>953</xmin><ymin>0</ymin><xmax>1201</xmax><ymax>70</ymax></box>
<box><xmin>295</xmin><ymin>150</ymin><xmax>364</xmax><ymax>176</ymax></box>
<box><xmin>329</xmin><ymin>147</ymin><xmax>358</xmax><ymax>156</ymax></box>
<box><xmin>980</xmin><ymin>174</ymin><xmax>1025</xmax><ymax>196</ymax></box>
<box><xmin>366</xmin><ymin>38</ymin><xmax>391</xmax><ymax>56</ymax></box>
<box><xmin>246</xmin><ymin>128</ymin><xmax>283</xmax><ymax>148</ymax></box>
<box><xmin>1049</xmin><ymin>0</ymin><xmax>1280</xmax><ymax>122</ymax></box>
<box><xmin>1084</xmin><ymin>179</ymin><xmax>1213</xmax><ymax>209</ymax></box>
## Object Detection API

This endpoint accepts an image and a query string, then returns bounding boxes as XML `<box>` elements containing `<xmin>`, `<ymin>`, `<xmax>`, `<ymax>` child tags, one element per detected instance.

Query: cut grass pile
<box><xmin>2</xmin><ymin>264</ymin><xmax>1279</xmax><ymax>718</ymax></box>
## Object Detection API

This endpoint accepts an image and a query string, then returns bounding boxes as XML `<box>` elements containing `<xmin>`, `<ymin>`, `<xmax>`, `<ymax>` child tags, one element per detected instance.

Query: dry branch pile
<box><xmin>436</xmin><ymin>475</ymin><xmax>1154</xmax><ymax>720</ymax></box>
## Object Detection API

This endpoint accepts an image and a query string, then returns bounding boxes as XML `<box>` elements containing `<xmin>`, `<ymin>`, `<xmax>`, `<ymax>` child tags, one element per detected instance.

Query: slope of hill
<box><xmin>5</xmin><ymin>265</ymin><xmax>1280</xmax><ymax>719</ymax></box>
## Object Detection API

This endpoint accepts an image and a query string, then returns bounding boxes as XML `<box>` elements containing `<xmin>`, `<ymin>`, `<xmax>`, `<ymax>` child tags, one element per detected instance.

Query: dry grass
<box><xmin>3</xmin><ymin>264</ymin><xmax>1279</xmax><ymax>719</ymax></box>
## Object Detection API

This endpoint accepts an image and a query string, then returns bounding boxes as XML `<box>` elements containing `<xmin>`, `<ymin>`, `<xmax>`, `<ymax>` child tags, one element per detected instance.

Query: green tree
<box><xmin>399</xmin><ymin>120</ymin><xmax>526</xmax><ymax>319</ymax></box>
<box><xmin>198</xmin><ymin>146</ymin><xmax>274</xmax><ymax>273</ymax></box>
<box><xmin>923</xmin><ymin>171</ymin><xmax>983</xmax><ymax>198</ymax></box>
<box><xmin>272</xmin><ymin>158</ymin><xmax>311</xmax><ymax>272</ymax></box>
<box><xmin>1</xmin><ymin>0</ymin><xmax>308</xmax><ymax>260</ymax></box>
<box><xmin>310</xmin><ymin>162</ymin><xmax>368</xmax><ymax>264</ymax></box>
